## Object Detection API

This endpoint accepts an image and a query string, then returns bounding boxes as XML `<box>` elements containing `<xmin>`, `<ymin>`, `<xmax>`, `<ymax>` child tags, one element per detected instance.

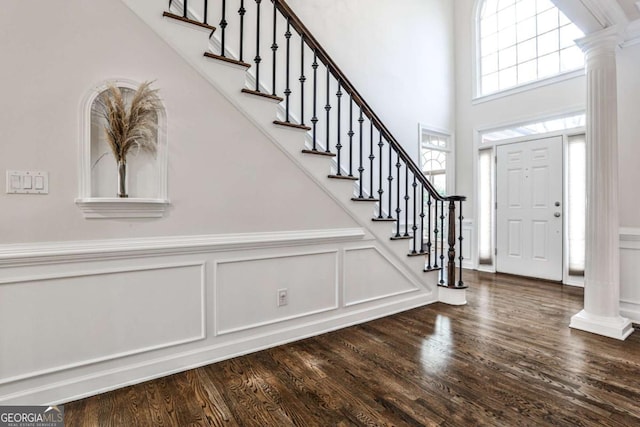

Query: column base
<box><xmin>570</xmin><ymin>310</ymin><xmax>634</xmax><ymax>340</ymax></box>
<box><xmin>438</xmin><ymin>286</ymin><xmax>467</xmax><ymax>306</ymax></box>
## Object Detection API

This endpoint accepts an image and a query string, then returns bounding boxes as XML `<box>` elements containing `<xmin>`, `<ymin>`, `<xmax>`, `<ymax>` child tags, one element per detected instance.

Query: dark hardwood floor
<box><xmin>65</xmin><ymin>271</ymin><xmax>640</xmax><ymax>426</ymax></box>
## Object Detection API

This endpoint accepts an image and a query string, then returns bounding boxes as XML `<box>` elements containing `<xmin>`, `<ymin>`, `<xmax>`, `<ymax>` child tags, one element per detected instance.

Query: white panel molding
<box><xmin>620</xmin><ymin>299</ymin><xmax>640</xmax><ymax>323</ymax></box>
<box><xmin>620</xmin><ymin>227</ymin><xmax>640</xmax><ymax>247</ymax></box>
<box><xmin>0</xmin><ymin>228</ymin><xmax>365</xmax><ymax>267</ymax></box>
<box><xmin>472</xmin><ymin>69</ymin><xmax>585</xmax><ymax>105</ymax></box>
<box><xmin>343</xmin><ymin>246</ymin><xmax>424</xmax><ymax>307</ymax></box>
<box><xmin>0</xmin><ymin>262</ymin><xmax>206</xmax><ymax>386</ymax></box>
<box><xmin>620</xmin><ymin>227</ymin><xmax>640</xmax><ymax>323</ymax></box>
<box><xmin>0</xmin><ymin>290</ymin><xmax>434</xmax><ymax>406</ymax></box>
<box><xmin>214</xmin><ymin>250</ymin><xmax>340</xmax><ymax>335</ymax></box>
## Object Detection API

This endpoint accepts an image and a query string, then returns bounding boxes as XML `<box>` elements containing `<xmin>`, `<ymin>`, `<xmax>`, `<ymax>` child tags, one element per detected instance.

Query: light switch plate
<box><xmin>6</xmin><ymin>170</ymin><xmax>49</xmax><ymax>194</ymax></box>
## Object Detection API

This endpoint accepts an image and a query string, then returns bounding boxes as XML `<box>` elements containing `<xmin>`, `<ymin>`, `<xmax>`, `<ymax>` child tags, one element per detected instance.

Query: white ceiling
<box><xmin>616</xmin><ymin>0</ymin><xmax>640</xmax><ymax>21</ymax></box>
<box><xmin>617</xmin><ymin>0</ymin><xmax>640</xmax><ymax>21</ymax></box>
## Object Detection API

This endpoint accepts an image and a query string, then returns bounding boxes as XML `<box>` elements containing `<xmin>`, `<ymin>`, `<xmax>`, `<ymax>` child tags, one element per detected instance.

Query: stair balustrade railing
<box><xmin>165</xmin><ymin>0</ymin><xmax>466</xmax><ymax>288</ymax></box>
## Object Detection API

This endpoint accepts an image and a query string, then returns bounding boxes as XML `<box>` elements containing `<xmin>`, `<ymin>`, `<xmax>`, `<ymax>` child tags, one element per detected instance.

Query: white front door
<box><xmin>496</xmin><ymin>136</ymin><xmax>563</xmax><ymax>281</ymax></box>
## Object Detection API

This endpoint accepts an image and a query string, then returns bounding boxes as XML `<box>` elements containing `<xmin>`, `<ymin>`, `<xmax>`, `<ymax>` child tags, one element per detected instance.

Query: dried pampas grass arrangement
<box><xmin>97</xmin><ymin>81</ymin><xmax>163</xmax><ymax>162</ymax></box>
<box><xmin>94</xmin><ymin>81</ymin><xmax>163</xmax><ymax>197</ymax></box>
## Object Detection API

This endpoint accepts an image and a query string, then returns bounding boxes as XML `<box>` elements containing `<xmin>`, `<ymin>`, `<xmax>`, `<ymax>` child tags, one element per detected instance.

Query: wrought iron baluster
<box><xmin>203</xmin><ymin>0</ymin><xmax>208</xmax><ymax>24</ymax></box>
<box><xmin>357</xmin><ymin>108</ymin><xmax>364</xmax><ymax>195</ymax></box>
<box><xmin>336</xmin><ymin>82</ymin><xmax>343</xmax><ymax>172</ymax></box>
<box><xmin>426</xmin><ymin>193</ymin><xmax>432</xmax><ymax>268</ymax></box>
<box><xmin>348</xmin><ymin>99</ymin><xmax>354</xmax><ymax>177</ymax></box>
<box><xmin>271</xmin><ymin>1</ymin><xmax>277</xmax><ymax>95</ymax></box>
<box><xmin>433</xmin><ymin>198</ymin><xmax>438</xmax><ymax>269</ymax></box>
<box><xmin>412</xmin><ymin>175</ymin><xmax>417</xmax><ymax>253</ymax></box>
<box><xmin>369</xmin><ymin>121</ymin><xmax>375</xmax><ymax>199</ymax></box>
<box><xmin>220</xmin><ymin>0</ymin><xmax>227</xmax><ymax>55</ymax></box>
<box><xmin>377</xmin><ymin>132</ymin><xmax>384</xmax><ymax>218</ymax></box>
<box><xmin>395</xmin><ymin>156</ymin><xmax>401</xmax><ymax>237</ymax></box>
<box><xmin>404</xmin><ymin>166</ymin><xmax>410</xmax><ymax>237</ymax></box>
<box><xmin>239</xmin><ymin>0</ymin><xmax>246</xmax><ymax>62</ymax></box>
<box><xmin>420</xmin><ymin>186</ymin><xmax>425</xmax><ymax>255</ymax></box>
<box><xmin>324</xmin><ymin>68</ymin><xmax>331</xmax><ymax>153</ymax></box>
<box><xmin>387</xmin><ymin>144</ymin><xmax>393</xmax><ymax>219</ymax></box>
<box><xmin>440</xmin><ymin>199</ymin><xmax>445</xmax><ymax>284</ymax></box>
<box><xmin>311</xmin><ymin>51</ymin><xmax>318</xmax><ymax>151</ymax></box>
<box><xmin>183</xmin><ymin>0</ymin><xmax>188</xmax><ymax>18</ymax></box>
<box><xmin>254</xmin><ymin>0</ymin><xmax>262</xmax><ymax>92</ymax></box>
<box><xmin>299</xmin><ymin>35</ymin><xmax>306</xmax><ymax>125</ymax></box>
<box><xmin>284</xmin><ymin>19</ymin><xmax>292</xmax><ymax>121</ymax></box>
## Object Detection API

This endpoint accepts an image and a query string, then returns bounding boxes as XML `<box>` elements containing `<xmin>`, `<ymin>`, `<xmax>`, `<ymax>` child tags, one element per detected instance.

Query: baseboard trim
<box><xmin>620</xmin><ymin>300</ymin><xmax>640</xmax><ymax>324</ymax></box>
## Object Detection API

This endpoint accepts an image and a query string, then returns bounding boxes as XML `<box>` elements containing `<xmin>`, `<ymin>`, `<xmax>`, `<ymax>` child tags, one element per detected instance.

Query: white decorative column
<box><xmin>570</xmin><ymin>26</ymin><xmax>634</xmax><ymax>340</ymax></box>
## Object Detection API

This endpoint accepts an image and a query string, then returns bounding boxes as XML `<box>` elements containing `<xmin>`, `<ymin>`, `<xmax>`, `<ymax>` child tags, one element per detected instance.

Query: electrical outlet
<box><xmin>277</xmin><ymin>289</ymin><xmax>288</xmax><ymax>307</ymax></box>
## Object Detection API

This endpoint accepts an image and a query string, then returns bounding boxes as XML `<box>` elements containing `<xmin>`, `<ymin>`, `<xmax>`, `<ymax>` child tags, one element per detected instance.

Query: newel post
<box><xmin>438</xmin><ymin>196</ymin><xmax>467</xmax><ymax>306</ymax></box>
<box><xmin>447</xmin><ymin>199</ymin><xmax>457</xmax><ymax>287</ymax></box>
<box><xmin>445</xmin><ymin>196</ymin><xmax>467</xmax><ymax>288</ymax></box>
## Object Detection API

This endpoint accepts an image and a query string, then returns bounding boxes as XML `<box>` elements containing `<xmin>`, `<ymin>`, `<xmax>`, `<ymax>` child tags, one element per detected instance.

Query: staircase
<box><xmin>124</xmin><ymin>0</ymin><xmax>466</xmax><ymax>299</ymax></box>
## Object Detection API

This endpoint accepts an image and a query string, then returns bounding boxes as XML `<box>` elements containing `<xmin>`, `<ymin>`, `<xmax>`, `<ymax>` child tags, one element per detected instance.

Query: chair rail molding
<box><xmin>0</xmin><ymin>228</ymin><xmax>367</xmax><ymax>267</ymax></box>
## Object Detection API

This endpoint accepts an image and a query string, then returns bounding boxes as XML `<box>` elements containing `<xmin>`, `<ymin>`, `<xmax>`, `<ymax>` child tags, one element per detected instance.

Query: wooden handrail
<box><xmin>273</xmin><ymin>0</ymin><xmax>457</xmax><ymax>201</ymax></box>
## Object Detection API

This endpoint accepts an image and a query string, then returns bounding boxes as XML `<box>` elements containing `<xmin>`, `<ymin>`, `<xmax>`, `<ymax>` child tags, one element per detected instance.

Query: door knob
<box><xmin>554</xmin><ymin>212</ymin><xmax>561</xmax><ymax>217</ymax></box>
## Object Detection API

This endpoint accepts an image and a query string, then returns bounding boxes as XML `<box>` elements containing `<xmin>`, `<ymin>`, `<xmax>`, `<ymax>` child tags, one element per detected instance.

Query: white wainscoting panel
<box><xmin>215</xmin><ymin>251</ymin><xmax>339</xmax><ymax>334</ymax></box>
<box><xmin>0</xmin><ymin>228</ymin><xmax>446</xmax><ymax>405</ymax></box>
<box><xmin>343</xmin><ymin>247</ymin><xmax>420</xmax><ymax>307</ymax></box>
<box><xmin>0</xmin><ymin>263</ymin><xmax>205</xmax><ymax>384</ymax></box>
<box><xmin>620</xmin><ymin>228</ymin><xmax>640</xmax><ymax>323</ymax></box>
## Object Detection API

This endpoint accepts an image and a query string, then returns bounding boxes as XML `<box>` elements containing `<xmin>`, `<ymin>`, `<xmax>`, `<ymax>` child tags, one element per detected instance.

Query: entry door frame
<box><xmin>473</xmin><ymin>126</ymin><xmax>586</xmax><ymax>286</ymax></box>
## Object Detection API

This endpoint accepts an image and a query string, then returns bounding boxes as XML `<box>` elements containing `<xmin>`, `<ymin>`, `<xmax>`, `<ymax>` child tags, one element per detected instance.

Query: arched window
<box><xmin>478</xmin><ymin>0</ymin><xmax>585</xmax><ymax>96</ymax></box>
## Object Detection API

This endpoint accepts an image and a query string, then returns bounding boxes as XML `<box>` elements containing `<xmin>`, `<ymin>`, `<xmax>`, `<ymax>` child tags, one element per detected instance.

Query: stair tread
<box><xmin>407</xmin><ymin>251</ymin><xmax>428</xmax><ymax>257</ymax></box>
<box><xmin>437</xmin><ymin>283</ymin><xmax>469</xmax><ymax>289</ymax></box>
<box><xmin>390</xmin><ymin>235</ymin><xmax>413</xmax><ymax>240</ymax></box>
<box><xmin>425</xmin><ymin>267</ymin><xmax>442</xmax><ymax>273</ymax></box>
<box><xmin>274</xmin><ymin>120</ymin><xmax>312</xmax><ymax>131</ymax></box>
<box><xmin>351</xmin><ymin>197</ymin><xmax>379</xmax><ymax>202</ymax></box>
<box><xmin>163</xmin><ymin>12</ymin><xmax>216</xmax><ymax>32</ymax></box>
<box><xmin>301</xmin><ymin>149</ymin><xmax>336</xmax><ymax>157</ymax></box>
<box><xmin>372</xmin><ymin>217</ymin><xmax>397</xmax><ymax>222</ymax></box>
<box><xmin>204</xmin><ymin>52</ymin><xmax>251</xmax><ymax>68</ymax></box>
<box><xmin>241</xmin><ymin>88</ymin><xmax>284</xmax><ymax>102</ymax></box>
<box><xmin>328</xmin><ymin>174</ymin><xmax>358</xmax><ymax>180</ymax></box>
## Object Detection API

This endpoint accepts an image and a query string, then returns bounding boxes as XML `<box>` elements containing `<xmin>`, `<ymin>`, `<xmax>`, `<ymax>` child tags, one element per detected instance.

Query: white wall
<box><xmin>617</xmin><ymin>42</ymin><xmax>640</xmax><ymax>229</ymax></box>
<box><xmin>0</xmin><ymin>0</ymin><xmax>358</xmax><ymax>245</ymax></box>
<box><xmin>618</xmin><ymin>42</ymin><xmax>640</xmax><ymax>323</ymax></box>
<box><xmin>285</xmin><ymin>0</ymin><xmax>456</xmax><ymax>162</ymax></box>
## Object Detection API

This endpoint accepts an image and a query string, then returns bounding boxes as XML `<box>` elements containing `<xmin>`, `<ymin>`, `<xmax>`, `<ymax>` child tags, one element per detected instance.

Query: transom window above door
<box><xmin>477</xmin><ymin>0</ymin><xmax>585</xmax><ymax>96</ymax></box>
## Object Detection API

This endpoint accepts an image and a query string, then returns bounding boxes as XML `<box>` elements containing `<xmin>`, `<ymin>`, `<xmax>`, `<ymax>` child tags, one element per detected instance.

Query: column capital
<box><xmin>575</xmin><ymin>25</ymin><xmax>624</xmax><ymax>57</ymax></box>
